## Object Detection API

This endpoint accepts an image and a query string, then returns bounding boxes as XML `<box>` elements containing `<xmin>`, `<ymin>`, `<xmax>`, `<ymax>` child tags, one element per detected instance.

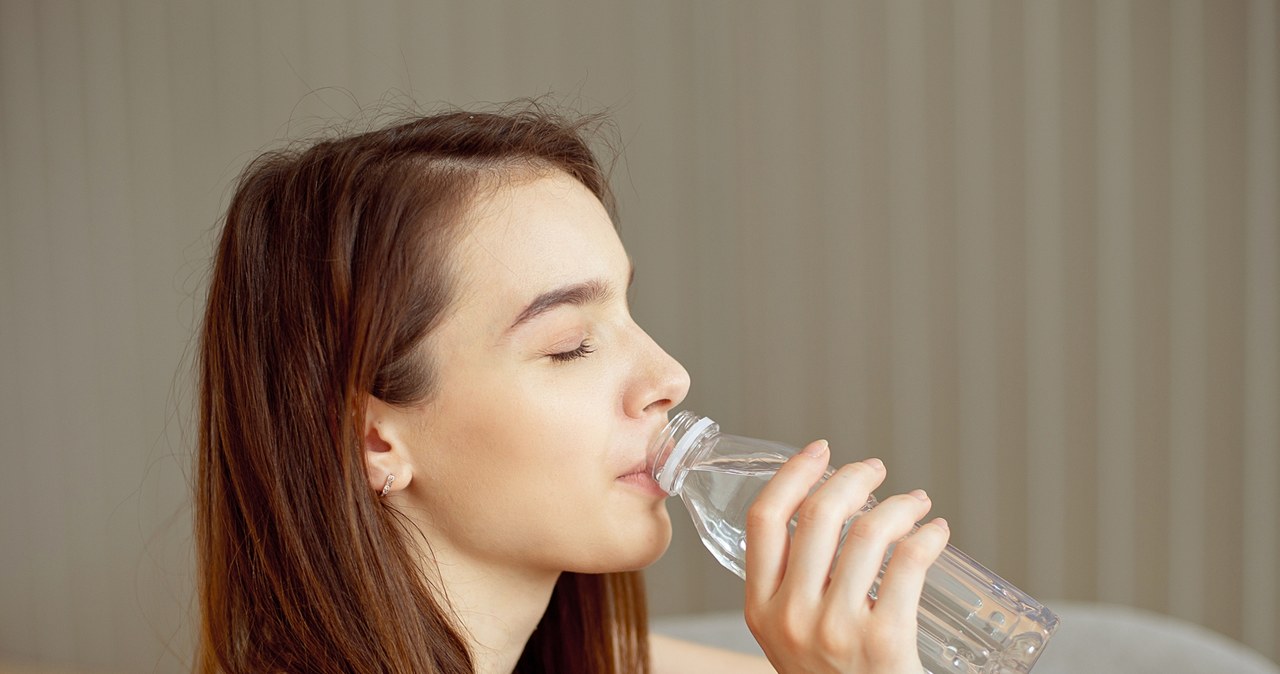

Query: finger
<box><xmin>871</xmin><ymin>518</ymin><xmax>951</xmax><ymax>627</ymax></box>
<box><xmin>744</xmin><ymin>439</ymin><xmax>830</xmax><ymax>606</ymax></box>
<box><xmin>780</xmin><ymin>459</ymin><xmax>884</xmax><ymax>600</ymax></box>
<box><xmin>826</xmin><ymin>490</ymin><xmax>935</xmax><ymax>612</ymax></box>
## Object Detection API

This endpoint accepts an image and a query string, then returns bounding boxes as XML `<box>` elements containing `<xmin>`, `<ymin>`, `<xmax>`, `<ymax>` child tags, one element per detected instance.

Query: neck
<box><xmin>419</xmin><ymin>542</ymin><xmax>560</xmax><ymax>674</ymax></box>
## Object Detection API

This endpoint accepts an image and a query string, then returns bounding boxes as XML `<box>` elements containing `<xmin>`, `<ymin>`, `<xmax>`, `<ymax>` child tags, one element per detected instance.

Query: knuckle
<box><xmin>776</xmin><ymin>614</ymin><xmax>809</xmax><ymax>650</ymax></box>
<box><xmin>894</xmin><ymin>538</ymin><xmax>935</xmax><ymax>567</ymax></box>
<box><xmin>746</xmin><ymin>502</ymin><xmax>785</xmax><ymax>529</ymax></box>
<box><xmin>743</xmin><ymin>604</ymin><xmax>767</xmax><ymax>636</ymax></box>
<box><xmin>796</xmin><ymin>495</ymin><xmax>844</xmax><ymax>527</ymax></box>
<box><xmin>847</xmin><ymin>516</ymin><xmax>888</xmax><ymax>544</ymax></box>
<box><xmin>746</xmin><ymin>599</ymin><xmax>813</xmax><ymax>652</ymax></box>
<box><xmin>814</xmin><ymin>615</ymin><xmax>853</xmax><ymax>658</ymax></box>
<box><xmin>896</xmin><ymin>532</ymin><xmax>943</xmax><ymax>567</ymax></box>
<box><xmin>863</xmin><ymin>620</ymin><xmax>910</xmax><ymax>658</ymax></box>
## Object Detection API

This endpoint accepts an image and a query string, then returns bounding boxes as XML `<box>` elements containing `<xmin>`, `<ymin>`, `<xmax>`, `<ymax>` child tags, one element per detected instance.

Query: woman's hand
<box><xmin>744</xmin><ymin>440</ymin><xmax>950</xmax><ymax>674</ymax></box>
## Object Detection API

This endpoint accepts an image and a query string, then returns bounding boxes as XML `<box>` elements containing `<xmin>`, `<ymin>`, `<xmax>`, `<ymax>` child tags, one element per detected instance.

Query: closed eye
<box><xmin>548</xmin><ymin>340</ymin><xmax>596</xmax><ymax>363</ymax></box>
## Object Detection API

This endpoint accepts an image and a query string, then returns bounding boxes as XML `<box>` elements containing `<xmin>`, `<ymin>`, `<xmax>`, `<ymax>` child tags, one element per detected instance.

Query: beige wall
<box><xmin>1</xmin><ymin>0</ymin><xmax>1276</xmax><ymax>671</ymax></box>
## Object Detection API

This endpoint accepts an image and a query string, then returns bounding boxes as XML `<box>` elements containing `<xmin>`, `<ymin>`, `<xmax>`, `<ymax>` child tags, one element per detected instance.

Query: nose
<box><xmin>624</xmin><ymin>326</ymin><xmax>691</xmax><ymax>419</ymax></box>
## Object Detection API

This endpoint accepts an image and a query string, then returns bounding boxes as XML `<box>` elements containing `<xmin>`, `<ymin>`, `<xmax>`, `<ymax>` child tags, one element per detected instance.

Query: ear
<box><xmin>362</xmin><ymin>396</ymin><xmax>416</xmax><ymax>497</ymax></box>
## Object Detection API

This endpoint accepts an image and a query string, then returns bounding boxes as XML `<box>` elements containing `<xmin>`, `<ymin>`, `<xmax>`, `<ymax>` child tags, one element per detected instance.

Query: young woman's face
<box><xmin>397</xmin><ymin>170</ymin><xmax>690</xmax><ymax>575</ymax></box>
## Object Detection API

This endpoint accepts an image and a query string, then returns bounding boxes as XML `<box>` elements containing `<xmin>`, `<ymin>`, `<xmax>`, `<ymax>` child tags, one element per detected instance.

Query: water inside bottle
<box><xmin>681</xmin><ymin>457</ymin><xmax>1056</xmax><ymax>673</ymax></box>
<box><xmin>682</xmin><ymin>457</ymin><xmax>784</xmax><ymax>577</ymax></box>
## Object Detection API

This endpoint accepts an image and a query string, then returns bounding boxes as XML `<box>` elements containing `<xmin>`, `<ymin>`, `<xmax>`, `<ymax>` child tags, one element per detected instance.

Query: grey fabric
<box><xmin>652</xmin><ymin>602</ymin><xmax>1280</xmax><ymax>673</ymax></box>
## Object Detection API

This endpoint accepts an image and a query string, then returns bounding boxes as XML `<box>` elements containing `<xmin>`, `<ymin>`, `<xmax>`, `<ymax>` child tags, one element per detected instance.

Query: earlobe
<box><xmin>361</xmin><ymin>396</ymin><xmax>415</xmax><ymax>497</ymax></box>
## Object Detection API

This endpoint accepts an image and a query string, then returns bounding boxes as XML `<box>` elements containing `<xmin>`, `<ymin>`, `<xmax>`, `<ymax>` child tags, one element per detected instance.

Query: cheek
<box><xmin>414</xmin><ymin>378</ymin><xmax>591</xmax><ymax>518</ymax></box>
<box><xmin>412</xmin><ymin>351</ymin><xmax>662</xmax><ymax>568</ymax></box>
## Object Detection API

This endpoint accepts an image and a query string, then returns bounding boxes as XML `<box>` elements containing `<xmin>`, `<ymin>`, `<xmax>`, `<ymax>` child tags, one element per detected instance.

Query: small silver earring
<box><xmin>380</xmin><ymin>473</ymin><xmax>396</xmax><ymax>497</ymax></box>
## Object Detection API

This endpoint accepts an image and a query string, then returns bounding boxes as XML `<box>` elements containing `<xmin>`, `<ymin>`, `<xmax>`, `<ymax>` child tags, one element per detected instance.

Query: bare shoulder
<box><xmin>649</xmin><ymin>632</ymin><xmax>776</xmax><ymax>674</ymax></box>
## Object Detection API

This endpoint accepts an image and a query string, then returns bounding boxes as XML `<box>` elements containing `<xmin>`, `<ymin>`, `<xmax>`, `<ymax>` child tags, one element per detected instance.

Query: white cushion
<box><xmin>653</xmin><ymin>602</ymin><xmax>1279</xmax><ymax>673</ymax></box>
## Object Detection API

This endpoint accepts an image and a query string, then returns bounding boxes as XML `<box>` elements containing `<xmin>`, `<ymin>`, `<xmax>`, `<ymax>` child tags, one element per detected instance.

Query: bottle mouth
<box><xmin>649</xmin><ymin>411</ymin><xmax>716</xmax><ymax>494</ymax></box>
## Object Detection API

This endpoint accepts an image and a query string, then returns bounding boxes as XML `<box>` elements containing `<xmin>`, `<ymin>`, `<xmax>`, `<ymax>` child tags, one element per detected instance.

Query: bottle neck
<box><xmin>650</xmin><ymin>411</ymin><xmax>720</xmax><ymax>495</ymax></box>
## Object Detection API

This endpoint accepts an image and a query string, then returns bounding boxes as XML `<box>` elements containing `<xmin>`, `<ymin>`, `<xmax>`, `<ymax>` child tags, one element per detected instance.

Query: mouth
<box><xmin>614</xmin><ymin>420</ymin><xmax>673</xmax><ymax>496</ymax></box>
<box><xmin>616</xmin><ymin>469</ymin><xmax>667</xmax><ymax>497</ymax></box>
<box><xmin>619</xmin><ymin>457</ymin><xmax>650</xmax><ymax>479</ymax></box>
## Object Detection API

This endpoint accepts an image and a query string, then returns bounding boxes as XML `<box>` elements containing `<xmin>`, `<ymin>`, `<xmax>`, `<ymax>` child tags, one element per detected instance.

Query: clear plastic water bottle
<box><xmin>650</xmin><ymin>411</ymin><xmax>1059</xmax><ymax>674</ymax></box>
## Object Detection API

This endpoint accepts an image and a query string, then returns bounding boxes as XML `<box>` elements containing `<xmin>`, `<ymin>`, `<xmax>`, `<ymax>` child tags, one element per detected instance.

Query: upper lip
<box><xmin>619</xmin><ymin>419</ymin><xmax>671</xmax><ymax>477</ymax></box>
<box><xmin>619</xmin><ymin>460</ymin><xmax>649</xmax><ymax>477</ymax></box>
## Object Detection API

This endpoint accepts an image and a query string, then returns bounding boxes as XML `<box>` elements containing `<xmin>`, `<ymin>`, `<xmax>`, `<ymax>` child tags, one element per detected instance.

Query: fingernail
<box><xmin>910</xmin><ymin>488</ymin><xmax>929</xmax><ymax>501</ymax></box>
<box><xmin>864</xmin><ymin>457</ymin><xmax>884</xmax><ymax>471</ymax></box>
<box><xmin>802</xmin><ymin>439</ymin><xmax>830</xmax><ymax>457</ymax></box>
<box><xmin>933</xmin><ymin>517</ymin><xmax>949</xmax><ymax>531</ymax></box>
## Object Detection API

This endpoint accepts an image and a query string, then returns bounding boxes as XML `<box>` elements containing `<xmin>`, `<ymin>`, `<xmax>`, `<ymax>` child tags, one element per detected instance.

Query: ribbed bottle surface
<box><xmin>651</xmin><ymin>412</ymin><xmax>1059</xmax><ymax>674</ymax></box>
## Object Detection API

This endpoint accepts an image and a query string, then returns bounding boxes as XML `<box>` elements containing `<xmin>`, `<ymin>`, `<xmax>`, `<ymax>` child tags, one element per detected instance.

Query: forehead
<box><xmin>450</xmin><ymin>171</ymin><xmax>628</xmax><ymax>319</ymax></box>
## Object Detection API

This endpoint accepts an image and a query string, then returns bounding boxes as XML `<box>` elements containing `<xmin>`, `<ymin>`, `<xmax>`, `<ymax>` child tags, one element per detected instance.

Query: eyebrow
<box><xmin>506</xmin><ymin>264</ymin><xmax>635</xmax><ymax>333</ymax></box>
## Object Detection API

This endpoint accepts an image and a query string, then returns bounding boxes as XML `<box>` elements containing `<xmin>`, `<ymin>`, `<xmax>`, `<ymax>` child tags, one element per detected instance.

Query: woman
<box><xmin>196</xmin><ymin>103</ymin><xmax>950</xmax><ymax>673</ymax></box>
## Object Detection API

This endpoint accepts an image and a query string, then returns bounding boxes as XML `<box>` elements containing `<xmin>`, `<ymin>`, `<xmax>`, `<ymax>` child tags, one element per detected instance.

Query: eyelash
<box><xmin>548</xmin><ymin>340</ymin><xmax>596</xmax><ymax>363</ymax></box>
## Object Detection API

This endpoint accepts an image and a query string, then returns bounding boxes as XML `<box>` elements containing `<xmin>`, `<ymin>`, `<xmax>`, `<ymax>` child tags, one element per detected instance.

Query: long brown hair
<box><xmin>196</xmin><ymin>104</ymin><xmax>651</xmax><ymax>673</ymax></box>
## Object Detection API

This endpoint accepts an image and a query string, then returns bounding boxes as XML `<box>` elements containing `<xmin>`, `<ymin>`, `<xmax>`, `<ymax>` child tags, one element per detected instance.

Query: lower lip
<box><xmin>617</xmin><ymin>471</ymin><xmax>668</xmax><ymax>498</ymax></box>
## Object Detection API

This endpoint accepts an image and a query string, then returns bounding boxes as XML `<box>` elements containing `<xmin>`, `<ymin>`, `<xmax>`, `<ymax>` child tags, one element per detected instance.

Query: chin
<box><xmin>620</xmin><ymin>514</ymin><xmax>673</xmax><ymax>571</ymax></box>
<box><xmin>627</xmin><ymin>531</ymin><xmax>672</xmax><ymax>571</ymax></box>
<box><xmin>571</xmin><ymin>515</ymin><xmax>672</xmax><ymax>573</ymax></box>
